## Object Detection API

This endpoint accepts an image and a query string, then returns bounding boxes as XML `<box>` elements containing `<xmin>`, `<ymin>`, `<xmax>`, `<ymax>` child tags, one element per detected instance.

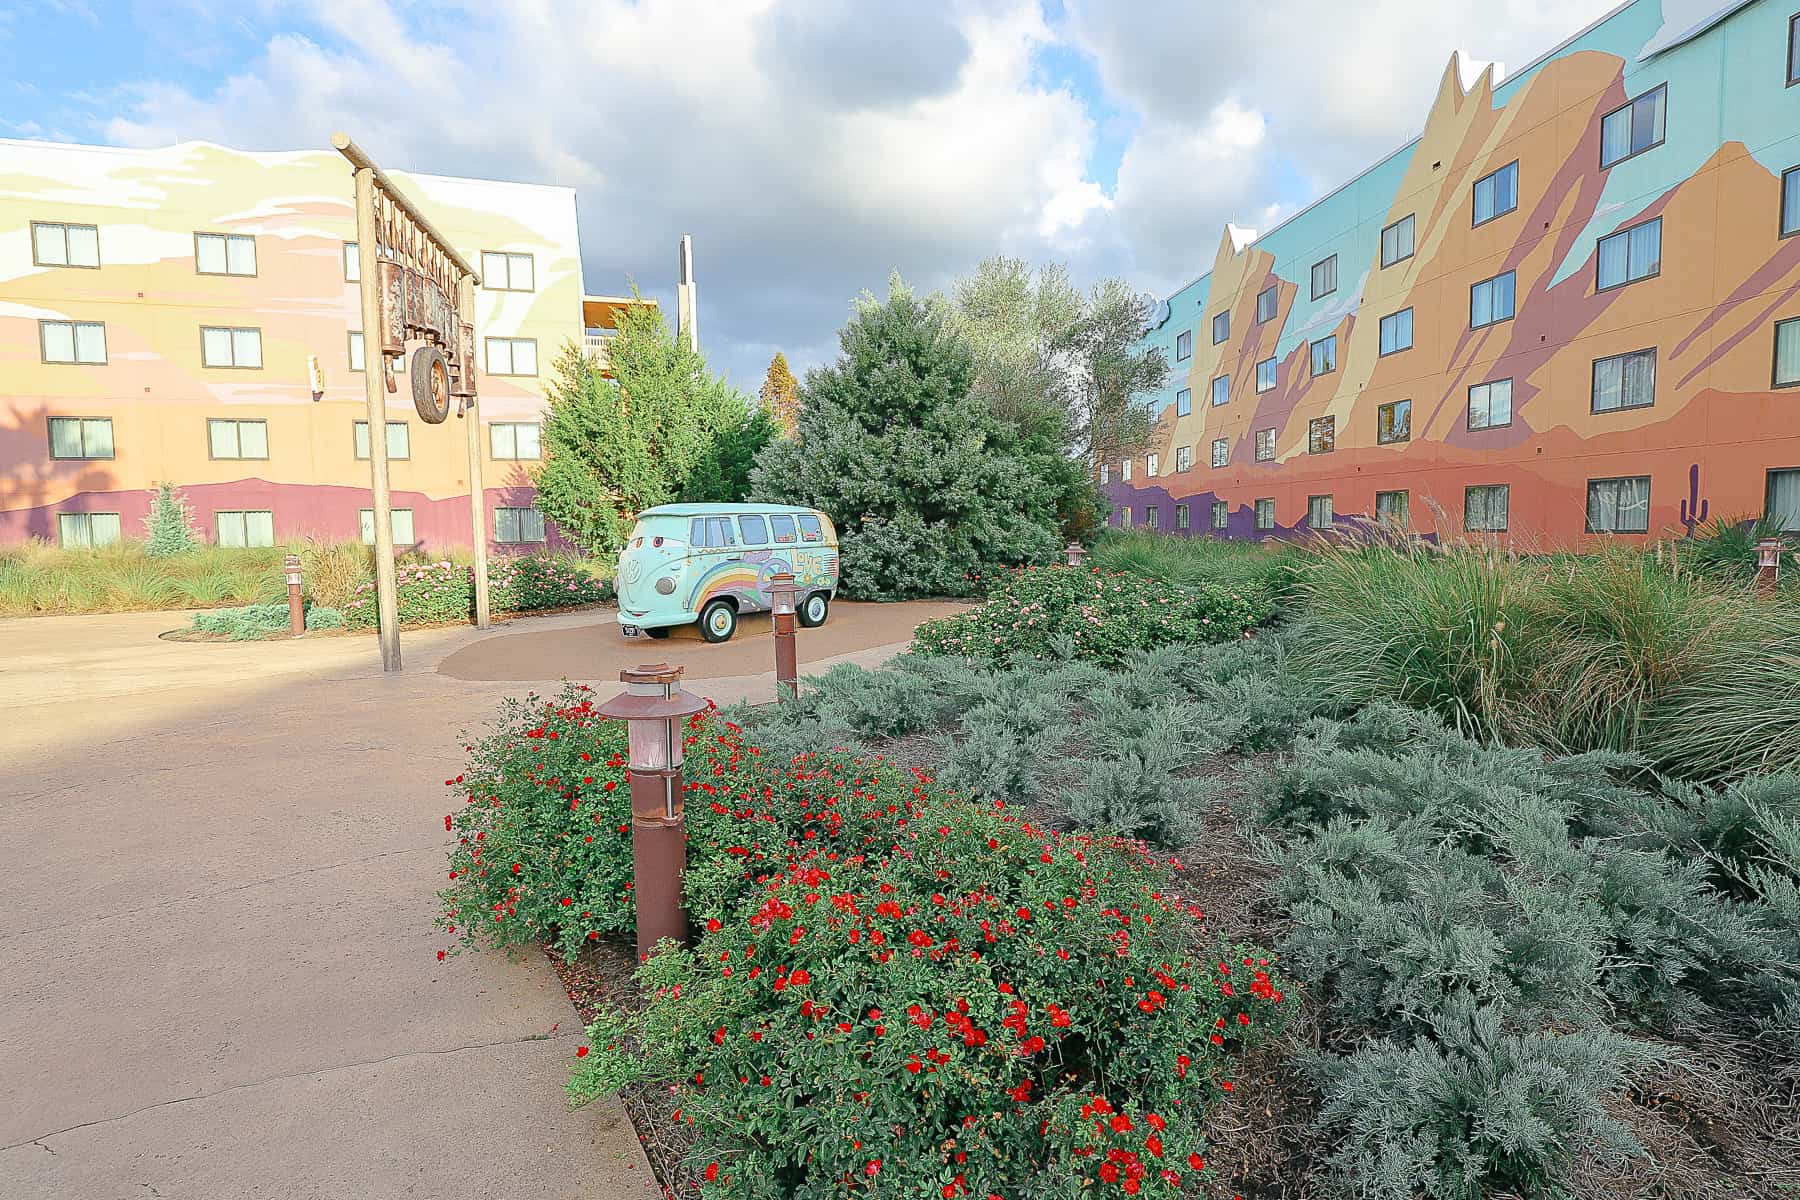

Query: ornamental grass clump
<box><xmin>912</xmin><ymin>564</ymin><xmax>1265</xmax><ymax>666</ymax></box>
<box><xmin>344</xmin><ymin>554</ymin><xmax>612</xmax><ymax>628</ymax></box>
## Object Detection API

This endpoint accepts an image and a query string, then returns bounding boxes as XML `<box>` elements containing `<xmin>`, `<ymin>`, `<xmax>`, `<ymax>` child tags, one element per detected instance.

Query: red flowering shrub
<box><xmin>568</xmin><ymin>743</ymin><xmax>1288</xmax><ymax>1199</ymax></box>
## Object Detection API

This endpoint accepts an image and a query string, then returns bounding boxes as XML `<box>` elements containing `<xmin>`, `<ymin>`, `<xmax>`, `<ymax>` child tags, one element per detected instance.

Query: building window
<box><xmin>1310</xmin><ymin>254</ymin><xmax>1338</xmax><ymax>300</ymax></box>
<box><xmin>354</xmin><ymin>420</ymin><xmax>411</xmax><ymax>460</ymax></box>
<box><xmin>1379</xmin><ymin>307</ymin><xmax>1414</xmax><ymax>355</ymax></box>
<box><xmin>496</xmin><ymin>505</ymin><xmax>547</xmax><ymax>544</ymax></box>
<box><xmin>1211</xmin><ymin>500</ymin><xmax>1229</xmax><ymax>530</ymax></box>
<box><xmin>215</xmin><ymin>510</ymin><xmax>275</xmax><ymax>548</ymax></box>
<box><xmin>1146</xmin><ymin>506</ymin><xmax>1160</xmax><ymax>530</ymax></box>
<box><xmin>1777</xmin><ymin>317</ymin><xmax>1800</xmax><ymax>387</ymax></box>
<box><xmin>1256</xmin><ymin>286</ymin><xmax>1278</xmax><ymax>323</ymax></box>
<box><xmin>1176</xmin><ymin>387</ymin><xmax>1191</xmax><ymax>417</ymax></box>
<box><xmin>1212</xmin><ymin>438</ymin><xmax>1229</xmax><ymax>469</ymax></box>
<box><xmin>1212</xmin><ymin>374</ymin><xmax>1230</xmax><ymax>406</ymax></box>
<box><xmin>1597</xmin><ymin>218</ymin><xmax>1662</xmax><ymax>291</ymax></box>
<box><xmin>201</xmin><ymin>326</ymin><xmax>263</xmax><ymax>369</ymax></box>
<box><xmin>1175</xmin><ymin>330</ymin><xmax>1193</xmax><ymax>361</ymax></box>
<box><xmin>1377</xmin><ymin>399</ymin><xmax>1412</xmax><ymax>444</ymax></box>
<box><xmin>1465</xmin><ymin>484</ymin><xmax>1510</xmax><ymax>532</ymax></box>
<box><xmin>1255</xmin><ymin>427</ymin><xmax>1276</xmax><ymax>462</ymax></box>
<box><xmin>1255</xmin><ymin>357</ymin><xmax>1277</xmax><ymax>393</ymax></box>
<box><xmin>1767</xmin><ymin>468</ymin><xmax>1800</xmax><ymax>531</ymax></box>
<box><xmin>1254</xmin><ymin>498</ymin><xmax>1275</xmax><ymax>531</ymax></box>
<box><xmin>490</xmin><ymin>422</ymin><xmax>542</xmax><ymax>460</ymax></box>
<box><xmin>1175</xmin><ymin>445</ymin><xmax>1192</xmax><ymax>472</ymax></box>
<box><xmin>347</xmin><ymin>331</ymin><xmax>401</xmax><ymax>374</ymax></box>
<box><xmin>40</xmin><ymin>319</ymin><xmax>106</xmax><ymax>364</ymax></box>
<box><xmin>1310</xmin><ymin>336</ymin><xmax>1337</xmax><ymax>377</ymax></box>
<box><xmin>1119</xmin><ymin>507</ymin><xmax>1131</xmax><ymax>528</ymax></box>
<box><xmin>1380</xmin><ymin>214</ymin><xmax>1415</xmax><ymax>268</ymax></box>
<box><xmin>1308</xmin><ymin>415</ymin><xmax>1335</xmax><ymax>454</ymax></box>
<box><xmin>57</xmin><ymin>512</ymin><xmax>121</xmax><ymax>548</ymax></box>
<box><xmin>1783</xmin><ymin>167</ymin><xmax>1800</xmax><ymax>238</ymax></box>
<box><xmin>1308</xmin><ymin>495</ymin><xmax>1334</xmax><ymax>528</ymax></box>
<box><xmin>1470</xmin><ymin>270</ymin><xmax>1516</xmax><ymax>328</ymax></box>
<box><xmin>1147</xmin><ymin>452</ymin><xmax>1160</xmax><ymax>477</ymax></box>
<box><xmin>360</xmin><ymin>507</ymin><xmax>416</xmax><ymax>546</ymax></box>
<box><xmin>1376</xmin><ymin>490</ymin><xmax>1410</xmax><ymax>527</ymax></box>
<box><xmin>48</xmin><ymin>416</ymin><xmax>114</xmax><ymax>460</ymax></box>
<box><xmin>1601</xmin><ymin>84</ymin><xmax>1666</xmax><ymax>168</ymax></box>
<box><xmin>1100</xmin><ymin>464</ymin><xmax>1110</xmax><ymax>485</ymax></box>
<box><xmin>1176</xmin><ymin>503</ymin><xmax>1190</xmax><ymax>530</ymax></box>
<box><xmin>1586</xmin><ymin>476</ymin><xmax>1651</xmax><ymax>533</ymax></box>
<box><xmin>344</xmin><ymin>241</ymin><xmax>361</xmax><ymax>281</ymax></box>
<box><xmin>480</xmin><ymin>251</ymin><xmax>536</xmax><ymax>292</ymax></box>
<box><xmin>1468</xmin><ymin>378</ymin><xmax>1514</xmax><ymax>429</ymax></box>
<box><xmin>485</xmin><ymin>337</ymin><xmax>539</xmax><ymax>377</ymax></box>
<box><xmin>1121</xmin><ymin>458</ymin><xmax>1132</xmax><ymax>482</ymax></box>
<box><xmin>194</xmin><ymin>232</ymin><xmax>257</xmax><ymax>276</ymax></box>
<box><xmin>1789</xmin><ymin>12</ymin><xmax>1800</xmax><ymax>85</ymax></box>
<box><xmin>1592</xmin><ymin>348</ymin><xmax>1657</xmax><ymax>412</ymax></box>
<box><xmin>31</xmin><ymin>221</ymin><xmax>100</xmax><ymax>268</ymax></box>
<box><xmin>207</xmin><ymin>418</ymin><xmax>268</xmax><ymax>460</ymax></box>
<box><xmin>1473</xmin><ymin>160</ymin><xmax>1519</xmax><ymax>226</ymax></box>
<box><xmin>1212</xmin><ymin>311</ymin><xmax>1230</xmax><ymax>344</ymax></box>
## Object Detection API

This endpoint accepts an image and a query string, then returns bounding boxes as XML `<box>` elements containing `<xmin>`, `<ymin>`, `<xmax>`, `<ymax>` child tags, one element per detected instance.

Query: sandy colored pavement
<box><xmin>0</xmin><ymin>599</ymin><xmax>957</xmax><ymax>1199</ymax></box>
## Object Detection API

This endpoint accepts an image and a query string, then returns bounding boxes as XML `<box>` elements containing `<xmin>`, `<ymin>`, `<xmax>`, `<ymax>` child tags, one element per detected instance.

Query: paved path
<box><xmin>0</xmin><ymin>601</ymin><xmax>955</xmax><ymax>1199</ymax></box>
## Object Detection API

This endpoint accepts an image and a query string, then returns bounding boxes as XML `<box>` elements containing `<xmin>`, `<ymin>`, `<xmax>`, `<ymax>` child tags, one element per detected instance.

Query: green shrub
<box><xmin>0</xmin><ymin>539</ymin><xmax>335</xmax><ymax>616</ymax></box>
<box><xmin>571</xmin><ymin>750</ymin><xmax>1288</xmax><ymax>1200</ymax></box>
<box><xmin>489</xmin><ymin>553</ymin><xmax>614</xmax><ymax>611</ymax></box>
<box><xmin>142</xmin><ymin>482</ymin><xmax>199</xmax><ymax>557</ymax></box>
<box><xmin>344</xmin><ymin>554</ymin><xmax>612</xmax><ymax>628</ymax></box>
<box><xmin>913</xmin><ymin>564</ymin><xmax>1265</xmax><ymax>666</ymax></box>
<box><xmin>190</xmin><ymin>602</ymin><xmax>292</xmax><ymax>640</ymax></box>
<box><xmin>1678</xmin><ymin>515</ymin><xmax>1792</xmax><ymax>584</ymax></box>
<box><xmin>304</xmin><ymin>606</ymin><xmax>345</xmax><ymax>631</ymax></box>
<box><xmin>1090</xmin><ymin>530</ymin><xmax>1300</xmax><ymax>611</ymax></box>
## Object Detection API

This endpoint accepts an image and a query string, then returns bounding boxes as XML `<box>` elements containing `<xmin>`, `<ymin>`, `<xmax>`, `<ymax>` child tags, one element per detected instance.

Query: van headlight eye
<box><xmin>655</xmin><ymin>576</ymin><xmax>676</xmax><ymax>595</ymax></box>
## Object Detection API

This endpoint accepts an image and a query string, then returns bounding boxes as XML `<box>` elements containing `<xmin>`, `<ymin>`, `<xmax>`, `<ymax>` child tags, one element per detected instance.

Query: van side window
<box><xmin>798</xmin><ymin>514</ymin><xmax>823</xmax><ymax>541</ymax></box>
<box><xmin>739</xmin><ymin>515</ymin><xmax>769</xmax><ymax>544</ymax></box>
<box><xmin>706</xmin><ymin>516</ymin><xmax>737</xmax><ymax>547</ymax></box>
<box><xmin>689</xmin><ymin>518</ymin><xmax>708</xmax><ymax>547</ymax></box>
<box><xmin>770</xmin><ymin>515</ymin><xmax>797</xmax><ymax>544</ymax></box>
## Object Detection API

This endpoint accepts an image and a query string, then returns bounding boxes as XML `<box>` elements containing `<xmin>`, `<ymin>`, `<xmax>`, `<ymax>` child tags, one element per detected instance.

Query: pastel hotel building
<box><xmin>1118</xmin><ymin>0</ymin><xmax>1800</xmax><ymax>544</ymax></box>
<box><xmin>0</xmin><ymin>137</ymin><xmax>652</xmax><ymax>550</ymax></box>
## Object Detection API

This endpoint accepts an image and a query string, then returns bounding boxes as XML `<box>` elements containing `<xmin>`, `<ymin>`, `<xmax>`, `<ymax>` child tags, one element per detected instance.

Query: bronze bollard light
<box><xmin>765</xmin><ymin>571</ymin><xmax>802</xmax><ymax>702</ymax></box>
<box><xmin>284</xmin><ymin>553</ymin><xmax>305</xmax><ymax>636</ymax></box>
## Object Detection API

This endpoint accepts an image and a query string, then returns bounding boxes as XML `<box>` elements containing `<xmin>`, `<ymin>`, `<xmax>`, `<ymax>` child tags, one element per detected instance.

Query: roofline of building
<box><xmin>1158</xmin><ymin>0</ymin><xmax>1643</xmax><ymax>302</ymax></box>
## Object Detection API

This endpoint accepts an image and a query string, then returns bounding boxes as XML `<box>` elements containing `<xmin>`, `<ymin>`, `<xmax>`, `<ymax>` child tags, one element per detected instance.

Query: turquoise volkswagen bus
<box><xmin>615</xmin><ymin>503</ymin><xmax>839</xmax><ymax>642</ymax></box>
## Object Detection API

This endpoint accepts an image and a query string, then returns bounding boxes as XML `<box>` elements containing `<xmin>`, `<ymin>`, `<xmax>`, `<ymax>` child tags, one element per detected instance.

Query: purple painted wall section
<box><xmin>0</xmin><ymin>478</ymin><xmax>575</xmax><ymax>554</ymax></box>
<box><xmin>1103</xmin><ymin>480</ymin><xmax>1310</xmax><ymax>540</ymax></box>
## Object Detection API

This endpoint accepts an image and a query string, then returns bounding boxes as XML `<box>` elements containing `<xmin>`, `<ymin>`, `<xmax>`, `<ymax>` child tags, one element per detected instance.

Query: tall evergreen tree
<box><xmin>750</xmin><ymin>275</ymin><xmax>1063</xmax><ymax>599</ymax></box>
<box><xmin>142</xmin><ymin>482</ymin><xmax>198</xmax><ymax>556</ymax></box>
<box><xmin>759</xmin><ymin>352</ymin><xmax>801</xmax><ymax>439</ymax></box>
<box><xmin>533</xmin><ymin>292</ymin><xmax>751</xmax><ymax>555</ymax></box>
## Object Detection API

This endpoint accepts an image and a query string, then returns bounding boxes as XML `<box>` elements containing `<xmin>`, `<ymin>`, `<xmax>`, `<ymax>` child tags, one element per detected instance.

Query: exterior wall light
<box><xmin>597</xmin><ymin>663</ymin><xmax>710</xmax><ymax>960</ymax></box>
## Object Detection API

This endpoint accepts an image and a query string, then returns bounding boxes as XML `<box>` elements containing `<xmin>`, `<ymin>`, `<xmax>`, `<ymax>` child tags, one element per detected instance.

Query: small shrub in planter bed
<box><xmin>912</xmin><ymin>564</ymin><xmax>1266</xmax><ymax>666</ymax></box>
<box><xmin>345</xmin><ymin>555</ymin><xmax>612</xmax><ymax>628</ymax></box>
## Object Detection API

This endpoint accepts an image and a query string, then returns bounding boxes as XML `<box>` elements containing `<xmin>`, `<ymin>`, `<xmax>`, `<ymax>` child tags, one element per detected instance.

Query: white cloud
<box><xmin>81</xmin><ymin>0</ymin><xmax>1622</xmax><ymax>386</ymax></box>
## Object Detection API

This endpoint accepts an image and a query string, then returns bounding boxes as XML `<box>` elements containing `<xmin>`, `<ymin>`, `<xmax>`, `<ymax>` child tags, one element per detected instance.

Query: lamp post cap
<box><xmin>619</xmin><ymin>662</ymin><xmax>683</xmax><ymax>686</ymax></box>
<box><xmin>285</xmin><ymin>553</ymin><xmax>302</xmax><ymax>566</ymax></box>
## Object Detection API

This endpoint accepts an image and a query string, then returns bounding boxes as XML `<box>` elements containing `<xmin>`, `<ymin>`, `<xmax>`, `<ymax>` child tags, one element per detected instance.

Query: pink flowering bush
<box><xmin>345</xmin><ymin>554</ymin><xmax>611</xmax><ymax>628</ymax></box>
<box><xmin>912</xmin><ymin>564</ymin><xmax>1267</xmax><ymax>666</ymax></box>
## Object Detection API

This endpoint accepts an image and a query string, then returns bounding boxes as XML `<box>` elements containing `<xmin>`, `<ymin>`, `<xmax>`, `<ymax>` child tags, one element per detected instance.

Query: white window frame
<box><xmin>1254</xmin><ymin>498</ymin><xmax>1275</xmax><ymax>531</ymax></box>
<box><xmin>1147</xmin><ymin>452</ymin><xmax>1160</xmax><ymax>477</ymax></box>
<box><xmin>1308</xmin><ymin>494</ymin><xmax>1334</xmax><ymax>528</ymax></box>
<box><xmin>1176</xmin><ymin>503</ymin><xmax>1190</xmax><ymax>531</ymax></box>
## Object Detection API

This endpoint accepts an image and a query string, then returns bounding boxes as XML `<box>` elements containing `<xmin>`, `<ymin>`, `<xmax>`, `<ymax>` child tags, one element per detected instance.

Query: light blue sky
<box><xmin>2</xmin><ymin>0</ymin><xmax>1619</xmax><ymax>390</ymax></box>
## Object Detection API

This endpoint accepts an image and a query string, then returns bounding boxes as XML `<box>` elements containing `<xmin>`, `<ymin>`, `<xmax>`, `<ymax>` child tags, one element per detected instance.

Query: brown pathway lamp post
<box><xmin>766</xmin><ymin>572</ymin><xmax>801</xmax><ymax>701</ymax></box>
<box><xmin>284</xmin><ymin>554</ymin><xmax>305</xmax><ymax>636</ymax></box>
<box><xmin>1757</xmin><ymin>537</ymin><xmax>1785</xmax><ymax>595</ymax></box>
<box><xmin>1065</xmin><ymin>542</ymin><xmax>1087</xmax><ymax>568</ymax></box>
<box><xmin>599</xmin><ymin>664</ymin><xmax>709</xmax><ymax>961</ymax></box>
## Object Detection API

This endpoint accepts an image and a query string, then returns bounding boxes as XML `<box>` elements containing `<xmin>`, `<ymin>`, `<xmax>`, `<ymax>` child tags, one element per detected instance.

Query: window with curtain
<box><xmin>40</xmin><ymin>320</ymin><xmax>106</xmax><ymax>364</ymax></box>
<box><xmin>1468</xmin><ymin>379</ymin><xmax>1513</xmax><ymax>429</ymax></box>
<box><xmin>1147</xmin><ymin>452</ymin><xmax>1159</xmax><ymax>477</ymax></box>
<box><xmin>1378</xmin><ymin>399</ymin><xmax>1412</xmax><ymax>444</ymax></box>
<box><xmin>1256</xmin><ymin>287</ymin><xmax>1278</xmax><ymax>322</ymax></box>
<box><xmin>1175</xmin><ymin>445</ymin><xmax>1191</xmax><ymax>472</ymax></box>
<box><xmin>1470</xmin><ymin>271</ymin><xmax>1516</xmax><ymax>328</ymax></box>
<box><xmin>57</xmin><ymin>512</ymin><xmax>121</xmax><ymax>547</ymax></box>
<box><xmin>31</xmin><ymin>221</ymin><xmax>100</xmax><ymax>268</ymax></box>
<box><xmin>1176</xmin><ymin>503</ymin><xmax>1190</xmax><ymax>530</ymax></box>
<box><xmin>1784</xmin><ymin>167</ymin><xmax>1800</xmax><ymax>238</ymax></box>
<box><xmin>1211</xmin><ymin>501</ymin><xmax>1228</xmax><ymax>530</ymax></box>
<box><xmin>49</xmin><ymin>416</ymin><xmax>114</xmax><ymax>459</ymax></box>
<box><xmin>1308</xmin><ymin>495</ymin><xmax>1334</xmax><ymax>527</ymax></box>
<box><xmin>1146</xmin><ymin>506</ymin><xmax>1159</xmax><ymax>529</ymax></box>
<box><xmin>1473</xmin><ymin>161</ymin><xmax>1518</xmax><ymax>225</ymax></box>
<box><xmin>1311</xmin><ymin>336</ymin><xmax>1337</xmax><ymax>376</ymax></box>
<box><xmin>1376</xmin><ymin>490</ymin><xmax>1410</xmax><ymax>527</ymax></box>
<box><xmin>1379</xmin><ymin>308</ymin><xmax>1413</xmax><ymax>355</ymax></box>
<box><xmin>1254</xmin><ymin>498</ymin><xmax>1275</xmax><ymax>530</ymax></box>
<box><xmin>489</xmin><ymin>422</ymin><xmax>542</xmax><ymax>460</ymax></box>
<box><xmin>1175</xmin><ymin>388</ymin><xmax>1191</xmax><ymax>416</ymax></box>
<box><xmin>1767</xmin><ymin>469</ymin><xmax>1800</xmax><ymax>531</ymax></box>
<box><xmin>207</xmin><ymin>418</ymin><xmax>268</xmax><ymax>460</ymax></box>
<box><xmin>1255</xmin><ymin>427</ymin><xmax>1276</xmax><ymax>461</ymax></box>
<box><xmin>1175</xmin><ymin>330</ymin><xmax>1192</xmax><ymax>361</ymax></box>
<box><xmin>359</xmin><ymin>508</ymin><xmax>416</xmax><ymax>546</ymax></box>
<box><xmin>1310</xmin><ymin>254</ymin><xmax>1337</xmax><ymax>300</ymax></box>
<box><xmin>1597</xmin><ymin>218</ymin><xmax>1662</xmax><ymax>290</ymax></box>
<box><xmin>195</xmin><ymin>232</ymin><xmax>257</xmax><ymax>276</ymax></box>
<box><xmin>1591</xmin><ymin>348</ymin><xmax>1657</xmax><ymax>412</ymax></box>
<box><xmin>1212</xmin><ymin>374</ymin><xmax>1230</xmax><ymax>405</ymax></box>
<box><xmin>1381</xmin><ymin>214</ymin><xmax>1415</xmax><ymax>267</ymax></box>
<box><xmin>1586</xmin><ymin>477</ymin><xmax>1651</xmax><ymax>533</ymax></box>
<box><xmin>1309</xmin><ymin>416</ymin><xmax>1335</xmax><ymax>454</ymax></box>
<box><xmin>201</xmin><ymin>326</ymin><xmax>262</xmax><ymax>368</ymax></box>
<box><xmin>1775</xmin><ymin>317</ymin><xmax>1800</xmax><ymax>387</ymax></box>
<box><xmin>1465</xmin><ymin>485</ymin><xmax>1510</xmax><ymax>532</ymax></box>
<box><xmin>1256</xmin><ymin>357</ymin><xmax>1277</xmax><ymax>393</ymax></box>
<box><xmin>354</xmin><ymin>420</ymin><xmax>410</xmax><ymax>460</ymax></box>
<box><xmin>215</xmin><ymin>510</ymin><xmax>275</xmax><ymax>547</ymax></box>
<box><xmin>1212</xmin><ymin>438</ymin><xmax>1229</xmax><ymax>468</ymax></box>
<box><xmin>1212</xmin><ymin>311</ymin><xmax>1229</xmax><ymax>344</ymax></box>
<box><xmin>1600</xmin><ymin>85</ymin><xmax>1666</xmax><ymax>168</ymax></box>
<box><xmin>495</xmin><ymin>506</ymin><xmax>547</xmax><ymax>544</ymax></box>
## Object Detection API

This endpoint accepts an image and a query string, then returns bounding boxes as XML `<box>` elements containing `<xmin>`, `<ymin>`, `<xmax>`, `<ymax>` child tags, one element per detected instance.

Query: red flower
<box><xmin>575</xmin><ymin>1046</ymin><xmax>589</xmax><ymax>1058</ymax></box>
<box><xmin>703</xmin><ymin>1162</ymin><xmax>719</xmax><ymax>1181</ymax></box>
<box><xmin>1187</xmin><ymin>1153</ymin><xmax>1206</xmax><ymax>1171</ymax></box>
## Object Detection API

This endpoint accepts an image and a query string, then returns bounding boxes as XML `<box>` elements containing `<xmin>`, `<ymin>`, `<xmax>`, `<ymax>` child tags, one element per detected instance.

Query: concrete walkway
<box><xmin>0</xmin><ymin>601</ymin><xmax>952</xmax><ymax>1199</ymax></box>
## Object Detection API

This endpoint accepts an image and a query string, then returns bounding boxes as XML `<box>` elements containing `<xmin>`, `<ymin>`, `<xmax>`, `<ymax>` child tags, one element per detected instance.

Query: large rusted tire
<box><xmin>410</xmin><ymin>345</ymin><xmax>451</xmax><ymax>424</ymax></box>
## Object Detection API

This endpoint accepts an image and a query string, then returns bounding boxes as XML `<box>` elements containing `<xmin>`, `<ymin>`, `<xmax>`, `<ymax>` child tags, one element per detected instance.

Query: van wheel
<box><xmin>643</xmin><ymin>626</ymin><xmax>671</xmax><ymax>640</ymax></box>
<box><xmin>798</xmin><ymin>592</ymin><xmax>829</xmax><ymax>628</ymax></box>
<box><xmin>700</xmin><ymin>599</ymin><xmax>737</xmax><ymax>643</ymax></box>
